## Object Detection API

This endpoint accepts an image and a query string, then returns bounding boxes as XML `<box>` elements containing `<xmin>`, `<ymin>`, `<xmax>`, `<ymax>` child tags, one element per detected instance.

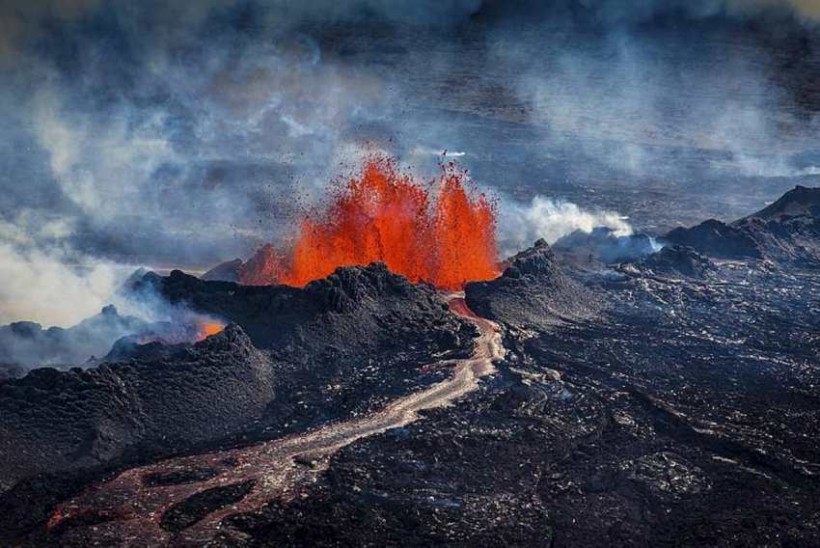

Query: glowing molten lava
<box><xmin>197</xmin><ymin>322</ymin><xmax>225</xmax><ymax>340</ymax></box>
<box><xmin>242</xmin><ymin>157</ymin><xmax>499</xmax><ymax>290</ymax></box>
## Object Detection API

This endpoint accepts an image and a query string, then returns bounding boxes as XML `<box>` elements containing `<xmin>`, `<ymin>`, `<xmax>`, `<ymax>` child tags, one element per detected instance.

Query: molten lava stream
<box><xmin>241</xmin><ymin>156</ymin><xmax>500</xmax><ymax>290</ymax></box>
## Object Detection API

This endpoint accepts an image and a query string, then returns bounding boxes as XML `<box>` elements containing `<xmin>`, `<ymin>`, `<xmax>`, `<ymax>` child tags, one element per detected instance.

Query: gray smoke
<box><xmin>499</xmin><ymin>196</ymin><xmax>634</xmax><ymax>257</ymax></box>
<box><xmin>2</xmin><ymin>0</ymin><xmax>820</xmax><ymax>328</ymax></box>
<box><xmin>0</xmin><ymin>270</ymin><xmax>226</xmax><ymax>372</ymax></box>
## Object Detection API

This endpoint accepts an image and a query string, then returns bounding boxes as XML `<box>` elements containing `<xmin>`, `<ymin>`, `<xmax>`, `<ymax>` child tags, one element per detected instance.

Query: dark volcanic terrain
<box><xmin>1</xmin><ymin>187</ymin><xmax>819</xmax><ymax>547</ymax></box>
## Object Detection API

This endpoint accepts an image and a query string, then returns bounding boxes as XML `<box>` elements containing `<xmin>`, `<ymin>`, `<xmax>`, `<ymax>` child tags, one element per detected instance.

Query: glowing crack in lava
<box><xmin>196</xmin><ymin>322</ymin><xmax>225</xmax><ymax>340</ymax></box>
<box><xmin>242</xmin><ymin>157</ymin><xmax>500</xmax><ymax>290</ymax></box>
<box><xmin>135</xmin><ymin>321</ymin><xmax>225</xmax><ymax>346</ymax></box>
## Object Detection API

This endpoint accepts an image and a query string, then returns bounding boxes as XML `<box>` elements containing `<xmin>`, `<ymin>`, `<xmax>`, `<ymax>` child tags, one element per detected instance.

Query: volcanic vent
<box><xmin>238</xmin><ymin>156</ymin><xmax>500</xmax><ymax>290</ymax></box>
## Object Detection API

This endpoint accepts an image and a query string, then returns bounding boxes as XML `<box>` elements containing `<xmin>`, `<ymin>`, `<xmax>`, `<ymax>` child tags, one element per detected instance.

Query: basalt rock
<box><xmin>0</xmin><ymin>325</ymin><xmax>272</xmax><ymax>493</ymax></box>
<box><xmin>750</xmin><ymin>184</ymin><xmax>820</xmax><ymax>220</ymax></box>
<box><xmin>140</xmin><ymin>263</ymin><xmax>472</xmax><ymax>360</ymax></box>
<box><xmin>665</xmin><ymin>185</ymin><xmax>820</xmax><ymax>265</ymax></box>
<box><xmin>627</xmin><ymin>245</ymin><xmax>716</xmax><ymax>279</ymax></box>
<box><xmin>201</xmin><ymin>258</ymin><xmax>243</xmax><ymax>283</ymax></box>
<box><xmin>664</xmin><ymin>219</ymin><xmax>763</xmax><ymax>260</ymax></box>
<box><xmin>465</xmin><ymin>239</ymin><xmax>595</xmax><ymax>328</ymax></box>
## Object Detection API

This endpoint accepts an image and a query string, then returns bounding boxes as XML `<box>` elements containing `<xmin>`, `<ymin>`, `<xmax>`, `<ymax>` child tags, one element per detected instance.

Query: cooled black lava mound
<box><xmin>0</xmin><ymin>325</ymin><xmax>272</xmax><ymax>493</ymax></box>
<box><xmin>201</xmin><ymin>257</ymin><xmax>243</xmax><ymax>282</ymax></box>
<box><xmin>142</xmin><ymin>263</ymin><xmax>472</xmax><ymax>359</ymax></box>
<box><xmin>465</xmin><ymin>238</ymin><xmax>595</xmax><ymax>328</ymax></box>
<box><xmin>664</xmin><ymin>219</ymin><xmax>763</xmax><ymax>260</ymax></box>
<box><xmin>665</xmin><ymin>185</ymin><xmax>820</xmax><ymax>265</ymax></box>
<box><xmin>753</xmin><ymin>184</ymin><xmax>820</xmax><ymax>219</ymax></box>
<box><xmin>0</xmin><ymin>263</ymin><xmax>473</xmax><ymax>502</ymax></box>
<box><xmin>623</xmin><ymin>244</ymin><xmax>716</xmax><ymax>279</ymax></box>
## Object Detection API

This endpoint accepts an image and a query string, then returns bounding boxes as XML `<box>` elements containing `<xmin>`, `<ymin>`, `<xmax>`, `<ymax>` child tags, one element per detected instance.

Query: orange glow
<box><xmin>242</xmin><ymin>156</ymin><xmax>499</xmax><ymax>290</ymax></box>
<box><xmin>197</xmin><ymin>322</ymin><xmax>225</xmax><ymax>340</ymax></box>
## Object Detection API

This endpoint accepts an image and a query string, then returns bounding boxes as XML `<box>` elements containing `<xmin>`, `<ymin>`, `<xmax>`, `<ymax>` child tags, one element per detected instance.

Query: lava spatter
<box><xmin>241</xmin><ymin>157</ymin><xmax>500</xmax><ymax>290</ymax></box>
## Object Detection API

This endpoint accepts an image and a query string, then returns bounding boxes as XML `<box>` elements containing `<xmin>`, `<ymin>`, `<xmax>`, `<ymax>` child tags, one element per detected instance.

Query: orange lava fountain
<box><xmin>242</xmin><ymin>157</ymin><xmax>499</xmax><ymax>290</ymax></box>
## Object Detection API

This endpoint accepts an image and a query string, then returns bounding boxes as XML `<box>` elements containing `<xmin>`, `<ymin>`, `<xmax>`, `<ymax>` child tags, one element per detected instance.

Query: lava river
<box><xmin>48</xmin><ymin>295</ymin><xmax>506</xmax><ymax>545</ymax></box>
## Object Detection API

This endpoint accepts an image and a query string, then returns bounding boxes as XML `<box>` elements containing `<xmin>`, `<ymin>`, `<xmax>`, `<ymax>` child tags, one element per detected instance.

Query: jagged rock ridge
<box><xmin>465</xmin><ymin>238</ymin><xmax>596</xmax><ymax>328</ymax></box>
<box><xmin>0</xmin><ymin>325</ymin><xmax>271</xmax><ymax>493</ymax></box>
<box><xmin>623</xmin><ymin>245</ymin><xmax>717</xmax><ymax>279</ymax></box>
<box><xmin>147</xmin><ymin>263</ymin><xmax>472</xmax><ymax>360</ymax></box>
<box><xmin>665</xmin><ymin>185</ymin><xmax>820</xmax><ymax>265</ymax></box>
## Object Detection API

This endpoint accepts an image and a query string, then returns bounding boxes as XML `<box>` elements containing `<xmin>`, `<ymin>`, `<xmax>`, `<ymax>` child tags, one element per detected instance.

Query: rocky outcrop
<box><xmin>750</xmin><ymin>185</ymin><xmax>820</xmax><ymax>220</ymax></box>
<box><xmin>628</xmin><ymin>245</ymin><xmax>716</xmax><ymax>279</ymax></box>
<box><xmin>201</xmin><ymin>258</ymin><xmax>242</xmax><ymax>283</ymax></box>
<box><xmin>0</xmin><ymin>326</ymin><xmax>273</xmax><ymax>493</ymax></box>
<box><xmin>664</xmin><ymin>219</ymin><xmax>763</xmax><ymax>260</ymax></box>
<box><xmin>730</xmin><ymin>186</ymin><xmax>820</xmax><ymax>266</ymax></box>
<box><xmin>143</xmin><ymin>263</ymin><xmax>472</xmax><ymax>360</ymax></box>
<box><xmin>664</xmin><ymin>186</ymin><xmax>820</xmax><ymax>266</ymax></box>
<box><xmin>465</xmin><ymin>239</ymin><xmax>595</xmax><ymax>328</ymax></box>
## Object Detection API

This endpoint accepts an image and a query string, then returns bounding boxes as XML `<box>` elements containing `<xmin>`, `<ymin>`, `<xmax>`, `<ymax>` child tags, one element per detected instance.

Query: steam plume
<box><xmin>499</xmin><ymin>196</ymin><xmax>633</xmax><ymax>257</ymax></box>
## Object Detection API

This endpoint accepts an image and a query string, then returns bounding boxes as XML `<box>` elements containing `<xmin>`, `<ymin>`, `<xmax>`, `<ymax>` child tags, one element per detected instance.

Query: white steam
<box><xmin>0</xmin><ymin>213</ymin><xmax>123</xmax><ymax>326</ymax></box>
<box><xmin>0</xmin><ymin>243</ymin><xmax>121</xmax><ymax>327</ymax></box>
<box><xmin>499</xmin><ymin>196</ymin><xmax>633</xmax><ymax>257</ymax></box>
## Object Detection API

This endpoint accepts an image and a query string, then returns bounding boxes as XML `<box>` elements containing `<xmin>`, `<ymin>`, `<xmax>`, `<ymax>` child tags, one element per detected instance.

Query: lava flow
<box><xmin>241</xmin><ymin>157</ymin><xmax>500</xmax><ymax>290</ymax></box>
<box><xmin>48</xmin><ymin>295</ymin><xmax>505</xmax><ymax>545</ymax></box>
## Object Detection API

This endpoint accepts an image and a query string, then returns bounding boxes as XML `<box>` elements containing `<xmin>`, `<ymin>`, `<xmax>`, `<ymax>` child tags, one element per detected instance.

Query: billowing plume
<box><xmin>0</xmin><ymin>270</ymin><xmax>226</xmax><ymax>372</ymax></box>
<box><xmin>499</xmin><ymin>196</ymin><xmax>633</xmax><ymax>257</ymax></box>
<box><xmin>0</xmin><ymin>213</ymin><xmax>122</xmax><ymax>326</ymax></box>
<box><xmin>0</xmin><ymin>243</ymin><xmax>120</xmax><ymax>327</ymax></box>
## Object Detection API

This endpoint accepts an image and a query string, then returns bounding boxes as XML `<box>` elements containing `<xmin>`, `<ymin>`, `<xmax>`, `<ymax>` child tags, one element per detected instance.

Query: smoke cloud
<box><xmin>0</xmin><ymin>243</ymin><xmax>120</xmax><ymax>327</ymax></box>
<box><xmin>0</xmin><ymin>211</ymin><xmax>123</xmax><ymax>326</ymax></box>
<box><xmin>499</xmin><ymin>196</ymin><xmax>634</xmax><ymax>257</ymax></box>
<box><xmin>2</xmin><ymin>0</ymin><xmax>820</xmax><ymax>328</ymax></box>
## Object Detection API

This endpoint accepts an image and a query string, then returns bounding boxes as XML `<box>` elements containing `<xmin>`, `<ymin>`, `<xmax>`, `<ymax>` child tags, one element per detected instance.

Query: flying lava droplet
<box><xmin>241</xmin><ymin>156</ymin><xmax>500</xmax><ymax>290</ymax></box>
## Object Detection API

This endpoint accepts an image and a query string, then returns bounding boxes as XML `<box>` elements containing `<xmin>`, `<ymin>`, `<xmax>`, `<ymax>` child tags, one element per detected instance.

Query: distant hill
<box><xmin>664</xmin><ymin>185</ymin><xmax>820</xmax><ymax>265</ymax></box>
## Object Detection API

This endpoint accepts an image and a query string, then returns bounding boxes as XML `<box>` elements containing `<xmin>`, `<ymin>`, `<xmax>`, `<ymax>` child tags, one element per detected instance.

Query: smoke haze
<box><xmin>3</xmin><ymin>0</ymin><xmax>820</xmax><ymax>325</ymax></box>
<box><xmin>499</xmin><ymin>196</ymin><xmax>634</xmax><ymax>257</ymax></box>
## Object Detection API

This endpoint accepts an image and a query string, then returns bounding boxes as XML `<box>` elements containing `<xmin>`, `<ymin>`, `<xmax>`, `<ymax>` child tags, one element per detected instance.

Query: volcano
<box><xmin>1</xmin><ymin>189</ymin><xmax>820</xmax><ymax>547</ymax></box>
<box><xmin>8</xmin><ymin>0</ymin><xmax>820</xmax><ymax>544</ymax></box>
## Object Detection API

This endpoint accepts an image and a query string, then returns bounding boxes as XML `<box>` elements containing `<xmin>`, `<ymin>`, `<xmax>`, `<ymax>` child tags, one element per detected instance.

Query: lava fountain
<box><xmin>241</xmin><ymin>156</ymin><xmax>500</xmax><ymax>290</ymax></box>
